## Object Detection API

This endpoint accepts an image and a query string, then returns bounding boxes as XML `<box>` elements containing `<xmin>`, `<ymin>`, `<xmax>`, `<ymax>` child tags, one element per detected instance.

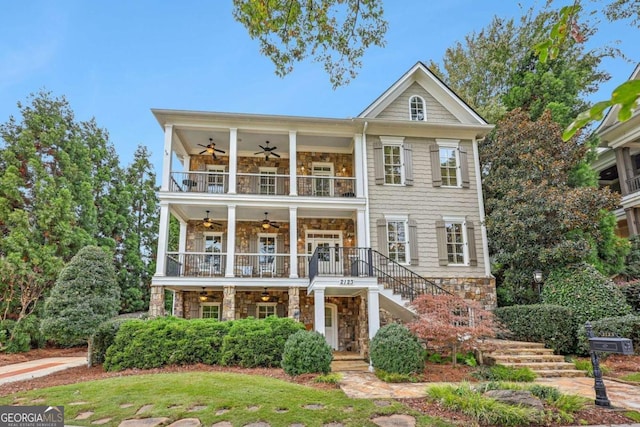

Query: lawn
<box><xmin>0</xmin><ymin>372</ymin><xmax>452</xmax><ymax>427</ymax></box>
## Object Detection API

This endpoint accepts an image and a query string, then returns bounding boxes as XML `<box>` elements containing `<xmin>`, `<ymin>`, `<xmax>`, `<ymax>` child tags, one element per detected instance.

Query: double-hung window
<box><xmin>431</xmin><ymin>139</ymin><xmax>469</xmax><ymax>188</ymax></box>
<box><xmin>386</xmin><ymin>216</ymin><xmax>409</xmax><ymax>264</ymax></box>
<box><xmin>383</xmin><ymin>145</ymin><xmax>403</xmax><ymax>184</ymax></box>
<box><xmin>436</xmin><ymin>217</ymin><xmax>477</xmax><ymax>267</ymax></box>
<box><xmin>259</xmin><ymin>167</ymin><xmax>277</xmax><ymax>195</ymax></box>
<box><xmin>374</xmin><ymin>137</ymin><xmax>413</xmax><ymax>186</ymax></box>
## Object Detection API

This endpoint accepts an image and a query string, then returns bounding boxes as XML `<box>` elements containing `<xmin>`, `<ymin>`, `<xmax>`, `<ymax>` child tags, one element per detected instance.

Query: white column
<box><xmin>354</xmin><ymin>133</ymin><xmax>365</xmax><ymax>197</ymax></box>
<box><xmin>367</xmin><ymin>288</ymin><xmax>380</xmax><ymax>339</ymax></box>
<box><xmin>289</xmin><ymin>207</ymin><xmax>298</xmax><ymax>278</ymax></box>
<box><xmin>356</xmin><ymin>208</ymin><xmax>366</xmax><ymax>248</ymax></box>
<box><xmin>314</xmin><ymin>289</ymin><xmax>325</xmax><ymax>336</ymax></box>
<box><xmin>160</xmin><ymin>124</ymin><xmax>173</xmax><ymax>191</ymax></box>
<box><xmin>289</xmin><ymin>131</ymin><xmax>297</xmax><ymax>195</ymax></box>
<box><xmin>155</xmin><ymin>203</ymin><xmax>171</xmax><ymax>276</ymax></box>
<box><xmin>228</xmin><ymin>128</ymin><xmax>238</xmax><ymax>194</ymax></box>
<box><xmin>225</xmin><ymin>205</ymin><xmax>237</xmax><ymax>277</ymax></box>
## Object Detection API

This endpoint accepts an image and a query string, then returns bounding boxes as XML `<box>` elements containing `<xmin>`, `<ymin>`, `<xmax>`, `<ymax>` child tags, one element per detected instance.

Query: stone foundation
<box><xmin>430</xmin><ymin>276</ymin><xmax>497</xmax><ymax>310</ymax></box>
<box><xmin>148</xmin><ymin>286</ymin><xmax>165</xmax><ymax>317</ymax></box>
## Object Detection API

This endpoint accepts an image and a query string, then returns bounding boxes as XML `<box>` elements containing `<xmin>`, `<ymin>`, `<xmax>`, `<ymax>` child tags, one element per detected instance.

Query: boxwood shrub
<box><xmin>493</xmin><ymin>304</ymin><xmax>577</xmax><ymax>354</ymax></box>
<box><xmin>370</xmin><ymin>323</ymin><xmax>425</xmax><ymax>374</ymax></box>
<box><xmin>281</xmin><ymin>330</ymin><xmax>332</xmax><ymax>376</ymax></box>
<box><xmin>89</xmin><ymin>318</ymin><xmax>131</xmax><ymax>366</ymax></box>
<box><xmin>220</xmin><ymin>316</ymin><xmax>305</xmax><ymax>368</ymax></box>
<box><xmin>104</xmin><ymin>317</ymin><xmax>232</xmax><ymax>371</ymax></box>
<box><xmin>576</xmin><ymin>314</ymin><xmax>640</xmax><ymax>355</ymax></box>
<box><xmin>620</xmin><ymin>281</ymin><xmax>640</xmax><ymax>313</ymax></box>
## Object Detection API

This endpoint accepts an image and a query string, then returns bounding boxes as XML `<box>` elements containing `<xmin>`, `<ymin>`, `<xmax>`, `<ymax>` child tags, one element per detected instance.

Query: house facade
<box><xmin>149</xmin><ymin>62</ymin><xmax>496</xmax><ymax>355</ymax></box>
<box><xmin>593</xmin><ymin>64</ymin><xmax>640</xmax><ymax>237</ymax></box>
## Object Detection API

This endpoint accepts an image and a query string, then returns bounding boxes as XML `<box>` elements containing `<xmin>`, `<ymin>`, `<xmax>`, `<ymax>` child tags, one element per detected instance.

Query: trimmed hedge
<box><xmin>89</xmin><ymin>318</ymin><xmax>131</xmax><ymax>366</ymax></box>
<box><xmin>620</xmin><ymin>282</ymin><xmax>640</xmax><ymax>313</ymax></box>
<box><xmin>576</xmin><ymin>314</ymin><xmax>640</xmax><ymax>355</ymax></box>
<box><xmin>220</xmin><ymin>317</ymin><xmax>305</xmax><ymax>368</ymax></box>
<box><xmin>104</xmin><ymin>317</ymin><xmax>232</xmax><ymax>371</ymax></box>
<box><xmin>0</xmin><ymin>316</ymin><xmax>45</xmax><ymax>354</ymax></box>
<box><xmin>281</xmin><ymin>330</ymin><xmax>332</xmax><ymax>375</ymax></box>
<box><xmin>493</xmin><ymin>304</ymin><xmax>577</xmax><ymax>354</ymax></box>
<box><xmin>370</xmin><ymin>323</ymin><xmax>425</xmax><ymax>374</ymax></box>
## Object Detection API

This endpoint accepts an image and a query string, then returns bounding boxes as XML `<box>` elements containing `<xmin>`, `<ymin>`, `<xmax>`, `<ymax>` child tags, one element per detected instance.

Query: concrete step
<box><xmin>332</xmin><ymin>352</ymin><xmax>364</xmax><ymax>361</ymax></box>
<box><xmin>490</xmin><ymin>354</ymin><xmax>567</xmax><ymax>364</ymax></box>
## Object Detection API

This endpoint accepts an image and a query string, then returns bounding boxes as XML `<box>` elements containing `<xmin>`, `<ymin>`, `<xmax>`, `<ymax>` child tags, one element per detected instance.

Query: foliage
<box><xmin>542</xmin><ymin>264</ymin><xmax>632</xmax><ymax>331</ymax></box>
<box><xmin>41</xmin><ymin>246</ymin><xmax>120</xmax><ymax>346</ymax></box>
<box><xmin>620</xmin><ymin>281</ymin><xmax>640</xmax><ymax>313</ymax></box>
<box><xmin>314</xmin><ymin>372</ymin><xmax>342</xmax><ymax>384</ymax></box>
<box><xmin>482</xmin><ymin>110</ymin><xmax>620</xmax><ymax>305</ymax></box>
<box><xmin>281</xmin><ymin>330</ymin><xmax>332</xmax><ymax>376</ymax></box>
<box><xmin>369</xmin><ymin>323</ymin><xmax>425</xmax><ymax>374</ymax></box>
<box><xmin>472</xmin><ymin>364</ymin><xmax>537</xmax><ymax>382</ymax></box>
<box><xmin>374</xmin><ymin>369</ymin><xmax>419</xmax><ymax>383</ymax></box>
<box><xmin>104</xmin><ymin>317</ymin><xmax>233</xmax><ymax>371</ymax></box>
<box><xmin>622</xmin><ymin>235</ymin><xmax>640</xmax><ymax>281</ymax></box>
<box><xmin>572</xmin><ymin>357</ymin><xmax>611</xmax><ymax>377</ymax></box>
<box><xmin>233</xmin><ymin>0</ymin><xmax>387</xmax><ymax>88</ymax></box>
<box><xmin>576</xmin><ymin>314</ymin><xmax>640</xmax><ymax>355</ymax></box>
<box><xmin>621</xmin><ymin>372</ymin><xmax>640</xmax><ymax>384</ymax></box>
<box><xmin>409</xmin><ymin>294</ymin><xmax>495</xmax><ymax>365</ymax></box>
<box><xmin>88</xmin><ymin>318</ymin><xmax>130</xmax><ymax>366</ymax></box>
<box><xmin>493</xmin><ymin>304</ymin><xmax>577</xmax><ymax>354</ymax></box>
<box><xmin>0</xmin><ymin>320</ymin><xmax>28</xmax><ymax>353</ymax></box>
<box><xmin>220</xmin><ymin>316</ymin><xmax>305</xmax><ymax>368</ymax></box>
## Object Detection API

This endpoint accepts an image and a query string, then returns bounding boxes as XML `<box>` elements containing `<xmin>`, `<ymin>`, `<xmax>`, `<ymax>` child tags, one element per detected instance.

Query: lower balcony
<box><xmin>166</xmin><ymin>253</ymin><xmax>311</xmax><ymax>278</ymax></box>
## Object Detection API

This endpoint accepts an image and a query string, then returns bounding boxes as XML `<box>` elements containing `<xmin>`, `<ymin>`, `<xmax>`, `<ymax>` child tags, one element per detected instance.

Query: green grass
<box><xmin>621</xmin><ymin>372</ymin><xmax>640</xmax><ymax>383</ymax></box>
<box><xmin>625</xmin><ymin>410</ymin><xmax>640</xmax><ymax>422</ymax></box>
<box><xmin>572</xmin><ymin>358</ymin><xmax>610</xmax><ymax>377</ymax></box>
<box><xmin>0</xmin><ymin>372</ymin><xmax>453</xmax><ymax>427</ymax></box>
<box><xmin>471</xmin><ymin>364</ymin><xmax>537</xmax><ymax>382</ymax></box>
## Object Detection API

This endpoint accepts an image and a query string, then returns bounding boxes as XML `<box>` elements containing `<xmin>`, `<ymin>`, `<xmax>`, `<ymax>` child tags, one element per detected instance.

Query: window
<box><xmin>256</xmin><ymin>303</ymin><xmax>277</xmax><ymax>319</ymax></box>
<box><xmin>440</xmin><ymin>147</ymin><xmax>460</xmax><ymax>187</ymax></box>
<box><xmin>436</xmin><ymin>217</ymin><xmax>477</xmax><ymax>266</ymax></box>
<box><xmin>387</xmin><ymin>218</ymin><xmax>408</xmax><ymax>264</ymax></box>
<box><xmin>312</xmin><ymin>163</ymin><xmax>333</xmax><ymax>196</ymax></box>
<box><xmin>200</xmin><ymin>303</ymin><xmax>220</xmax><ymax>320</ymax></box>
<box><xmin>409</xmin><ymin>96</ymin><xmax>425</xmax><ymax>121</ymax></box>
<box><xmin>383</xmin><ymin>145</ymin><xmax>403</xmax><ymax>184</ymax></box>
<box><xmin>445</xmin><ymin>220</ymin><xmax>465</xmax><ymax>264</ymax></box>
<box><xmin>203</xmin><ymin>233</ymin><xmax>223</xmax><ymax>274</ymax></box>
<box><xmin>259</xmin><ymin>167</ymin><xmax>277</xmax><ymax>195</ymax></box>
<box><xmin>258</xmin><ymin>235</ymin><xmax>276</xmax><ymax>264</ymax></box>
<box><xmin>374</xmin><ymin>137</ymin><xmax>413</xmax><ymax>186</ymax></box>
<box><xmin>207</xmin><ymin>166</ymin><xmax>225</xmax><ymax>194</ymax></box>
<box><xmin>431</xmin><ymin>140</ymin><xmax>469</xmax><ymax>188</ymax></box>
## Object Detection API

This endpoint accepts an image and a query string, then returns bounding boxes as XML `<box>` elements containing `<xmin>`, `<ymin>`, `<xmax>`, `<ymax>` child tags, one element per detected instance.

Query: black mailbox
<box><xmin>588</xmin><ymin>337</ymin><xmax>634</xmax><ymax>355</ymax></box>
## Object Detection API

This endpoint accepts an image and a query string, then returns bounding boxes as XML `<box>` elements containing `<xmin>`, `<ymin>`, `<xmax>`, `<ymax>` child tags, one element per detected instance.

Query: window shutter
<box><xmin>435</xmin><ymin>220</ymin><xmax>448</xmax><ymax>266</ymax></box>
<box><xmin>277</xmin><ymin>168</ymin><xmax>285</xmax><ymax>195</ymax></box>
<box><xmin>408</xmin><ymin>219</ymin><xmax>419</xmax><ymax>266</ymax></box>
<box><xmin>459</xmin><ymin>147</ymin><xmax>470</xmax><ymax>188</ymax></box>
<box><xmin>194</xmin><ymin>235</ymin><xmax>204</xmax><ymax>252</ymax></box>
<box><xmin>404</xmin><ymin>143</ymin><xmax>413</xmax><ymax>186</ymax></box>
<box><xmin>249</xmin><ymin>238</ymin><xmax>258</xmax><ymax>272</ymax></box>
<box><xmin>373</xmin><ymin>141</ymin><xmax>384</xmax><ymax>185</ymax></box>
<box><xmin>430</xmin><ymin>145</ymin><xmax>442</xmax><ymax>187</ymax></box>
<box><xmin>466</xmin><ymin>220</ymin><xmax>478</xmax><ymax>266</ymax></box>
<box><xmin>276</xmin><ymin>236</ymin><xmax>285</xmax><ymax>276</ymax></box>
<box><xmin>276</xmin><ymin>303</ymin><xmax>285</xmax><ymax>317</ymax></box>
<box><xmin>376</xmin><ymin>218</ymin><xmax>388</xmax><ymax>256</ymax></box>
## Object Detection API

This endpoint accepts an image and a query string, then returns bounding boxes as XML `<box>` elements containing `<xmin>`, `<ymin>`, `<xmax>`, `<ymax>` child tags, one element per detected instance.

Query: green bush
<box><xmin>369</xmin><ymin>323</ymin><xmax>425</xmax><ymax>375</ymax></box>
<box><xmin>104</xmin><ymin>317</ymin><xmax>233</xmax><ymax>371</ymax></box>
<box><xmin>0</xmin><ymin>317</ymin><xmax>44</xmax><ymax>354</ymax></box>
<box><xmin>472</xmin><ymin>364</ymin><xmax>537</xmax><ymax>382</ymax></box>
<box><xmin>281</xmin><ymin>330</ymin><xmax>332</xmax><ymax>376</ymax></box>
<box><xmin>542</xmin><ymin>264</ymin><xmax>631</xmax><ymax>328</ymax></box>
<box><xmin>89</xmin><ymin>318</ymin><xmax>130</xmax><ymax>366</ymax></box>
<box><xmin>220</xmin><ymin>317</ymin><xmax>305</xmax><ymax>368</ymax></box>
<box><xmin>374</xmin><ymin>369</ymin><xmax>419</xmax><ymax>383</ymax></box>
<box><xmin>575</xmin><ymin>314</ymin><xmax>640</xmax><ymax>355</ymax></box>
<box><xmin>494</xmin><ymin>304</ymin><xmax>577</xmax><ymax>354</ymax></box>
<box><xmin>620</xmin><ymin>281</ymin><xmax>640</xmax><ymax>313</ymax></box>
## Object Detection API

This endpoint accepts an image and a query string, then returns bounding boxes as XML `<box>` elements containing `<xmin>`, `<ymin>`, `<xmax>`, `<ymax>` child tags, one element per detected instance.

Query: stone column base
<box><xmin>149</xmin><ymin>286</ymin><xmax>165</xmax><ymax>317</ymax></box>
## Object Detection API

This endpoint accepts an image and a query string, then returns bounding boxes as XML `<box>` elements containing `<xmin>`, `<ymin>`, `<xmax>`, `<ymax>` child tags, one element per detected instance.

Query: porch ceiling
<box><xmin>172</xmin><ymin>205</ymin><xmax>355</xmax><ymax>223</ymax></box>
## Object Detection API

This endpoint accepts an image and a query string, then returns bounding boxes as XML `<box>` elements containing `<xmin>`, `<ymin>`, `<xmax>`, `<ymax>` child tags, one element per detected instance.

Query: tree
<box><xmin>408</xmin><ymin>294</ymin><xmax>495</xmax><ymax>366</ymax></box>
<box><xmin>41</xmin><ymin>245</ymin><xmax>120</xmax><ymax>347</ymax></box>
<box><xmin>482</xmin><ymin>109</ymin><xmax>620</xmax><ymax>305</ymax></box>
<box><xmin>233</xmin><ymin>0</ymin><xmax>387</xmax><ymax>88</ymax></box>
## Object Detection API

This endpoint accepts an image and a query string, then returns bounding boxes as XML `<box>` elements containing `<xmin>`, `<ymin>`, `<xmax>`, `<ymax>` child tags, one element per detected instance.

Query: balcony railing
<box><xmin>297</xmin><ymin>176</ymin><xmax>356</xmax><ymax>197</ymax></box>
<box><xmin>166</xmin><ymin>252</ymin><xmax>227</xmax><ymax>277</ymax></box>
<box><xmin>627</xmin><ymin>175</ymin><xmax>640</xmax><ymax>194</ymax></box>
<box><xmin>169</xmin><ymin>171</ymin><xmax>228</xmax><ymax>194</ymax></box>
<box><xmin>236</xmin><ymin>173</ymin><xmax>290</xmax><ymax>195</ymax></box>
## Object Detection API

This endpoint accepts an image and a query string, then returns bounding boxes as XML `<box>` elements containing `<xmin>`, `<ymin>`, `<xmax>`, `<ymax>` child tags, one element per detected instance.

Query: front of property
<box><xmin>149</xmin><ymin>62</ymin><xmax>496</xmax><ymax>356</ymax></box>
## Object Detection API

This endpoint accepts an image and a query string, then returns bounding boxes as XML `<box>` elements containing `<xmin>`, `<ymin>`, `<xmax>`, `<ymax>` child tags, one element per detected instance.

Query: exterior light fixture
<box><xmin>260</xmin><ymin>288</ymin><xmax>270</xmax><ymax>302</ymax></box>
<box><xmin>533</xmin><ymin>270</ymin><xmax>543</xmax><ymax>284</ymax></box>
<box><xmin>199</xmin><ymin>287</ymin><xmax>208</xmax><ymax>302</ymax></box>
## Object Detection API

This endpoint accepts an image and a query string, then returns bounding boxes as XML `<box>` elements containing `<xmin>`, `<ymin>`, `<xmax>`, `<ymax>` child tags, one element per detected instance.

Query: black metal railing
<box><xmin>169</xmin><ymin>171</ymin><xmax>228</xmax><ymax>194</ymax></box>
<box><xmin>309</xmin><ymin>247</ymin><xmax>451</xmax><ymax>301</ymax></box>
<box><xmin>165</xmin><ymin>253</ymin><xmax>226</xmax><ymax>277</ymax></box>
<box><xmin>297</xmin><ymin>176</ymin><xmax>356</xmax><ymax>198</ymax></box>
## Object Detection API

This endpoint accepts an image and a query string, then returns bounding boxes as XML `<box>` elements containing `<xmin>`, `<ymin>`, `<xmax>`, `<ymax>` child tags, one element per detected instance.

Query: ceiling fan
<box><xmin>197</xmin><ymin>138</ymin><xmax>226</xmax><ymax>160</ymax></box>
<box><xmin>261</xmin><ymin>212</ymin><xmax>279</xmax><ymax>229</ymax></box>
<box><xmin>254</xmin><ymin>140</ymin><xmax>280</xmax><ymax>161</ymax></box>
<box><xmin>200</xmin><ymin>210</ymin><xmax>222</xmax><ymax>229</ymax></box>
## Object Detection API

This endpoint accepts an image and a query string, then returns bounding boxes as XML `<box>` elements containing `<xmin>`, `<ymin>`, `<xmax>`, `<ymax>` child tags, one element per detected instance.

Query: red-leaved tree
<box><xmin>408</xmin><ymin>294</ymin><xmax>496</xmax><ymax>366</ymax></box>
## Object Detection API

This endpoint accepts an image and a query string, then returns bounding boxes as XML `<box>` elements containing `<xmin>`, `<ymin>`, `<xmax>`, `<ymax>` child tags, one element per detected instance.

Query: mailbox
<box><xmin>588</xmin><ymin>337</ymin><xmax>634</xmax><ymax>355</ymax></box>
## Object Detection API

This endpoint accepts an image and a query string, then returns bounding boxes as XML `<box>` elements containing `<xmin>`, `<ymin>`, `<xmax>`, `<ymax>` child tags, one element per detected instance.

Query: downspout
<box><xmin>472</xmin><ymin>136</ymin><xmax>492</xmax><ymax>277</ymax></box>
<box><xmin>362</xmin><ymin>121</ymin><xmax>370</xmax><ymax>247</ymax></box>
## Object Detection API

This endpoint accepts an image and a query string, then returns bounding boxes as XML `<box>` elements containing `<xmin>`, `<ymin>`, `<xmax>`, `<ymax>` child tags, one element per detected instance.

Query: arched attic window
<box><xmin>409</xmin><ymin>95</ymin><xmax>426</xmax><ymax>121</ymax></box>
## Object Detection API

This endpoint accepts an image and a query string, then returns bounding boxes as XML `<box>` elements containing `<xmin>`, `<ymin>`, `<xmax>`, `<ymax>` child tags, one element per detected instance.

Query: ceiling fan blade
<box><xmin>271</xmin><ymin>152</ymin><xmax>281</xmax><ymax>158</ymax></box>
<box><xmin>199</xmin><ymin>150</ymin><xmax>207</xmax><ymax>155</ymax></box>
<box><xmin>212</xmin><ymin>152</ymin><xmax>217</xmax><ymax>160</ymax></box>
<box><xmin>271</xmin><ymin>223</ymin><xmax>280</xmax><ymax>228</ymax></box>
<box><xmin>254</xmin><ymin>151</ymin><xmax>264</xmax><ymax>155</ymax></box>
<box><xmin>258</xmin><ymin>145</ymin><xmax>266</xmax><ymax>150</ymax></box>
<box><xmin>214</xmin><ymin>148</ymin><xmax>225</xmax><ymax>153</ymax></box>
<box><xmin>197</xmin><ymin>144</ymin><xmax>207</xmax><ymax>148</ymax></box>
<box><xmin>269</xmin><ymin>146</ymin><xmax>277</xmax><ymax>151</ymax></box>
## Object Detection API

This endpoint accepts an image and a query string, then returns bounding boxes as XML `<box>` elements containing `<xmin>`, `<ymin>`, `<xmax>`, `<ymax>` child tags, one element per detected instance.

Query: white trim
<box><xmin>383</xmin><ymin>215</ymin><xmax>410</xmax><ymax>265</ymax></box>
<box><xmin>256</xmin><ymin>302</ymin><xmax>277</xmax><ymax>319</ymax></box>
<box><xmin>473</xmin><ymin>137</ymin><xmax>492</xmax><ymax>276</ymax></box>
<box><xmin>409</xmin><ymin>95</ymin><xmax>426</xmax><ymax>121</ymax></box>
<box><xmin>436</xmin><ymin>140</ymin><xmax>462</xmax><ymax>188</ymax></box>
<box><xmin>199</xmin><ymin>302</ymin><xmax>221</xmax><ymax>320</ymax></box>
<box><xmin>324</xmin><ymin>303</ymin><xmax>338</xmax><ymax>350</ymax></box>
<box><xmin>379</xmin><ymin>138</ymin><xmax>406</xmax><ymax>186</ymax></box>
<box><xmin>442</xmin><ymin>216</ymin><xmax>469</xmax><ymax>266</ymax></box>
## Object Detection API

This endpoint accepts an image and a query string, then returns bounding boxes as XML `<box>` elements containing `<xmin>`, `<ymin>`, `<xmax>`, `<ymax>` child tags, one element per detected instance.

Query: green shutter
<box><xmin>373</xmin><ymin>141</ymin><xmax>384</xmax><ymax>185</ymax></box>
<box><xmin>430</xmin><ymin>145</ymin><xmax>442</xmax><ymax>187</ymax></box>
<box><xmin>436</xmin><ymin>220</ymin><xmax>448</xmax><ymax>266</ymax></box>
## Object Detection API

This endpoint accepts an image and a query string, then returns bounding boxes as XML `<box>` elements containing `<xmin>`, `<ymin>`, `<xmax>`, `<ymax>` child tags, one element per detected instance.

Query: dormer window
<box><xmin>409</xmin><ymin>95</ymin><xmax>425</xmax><ymax>121</ymax></box>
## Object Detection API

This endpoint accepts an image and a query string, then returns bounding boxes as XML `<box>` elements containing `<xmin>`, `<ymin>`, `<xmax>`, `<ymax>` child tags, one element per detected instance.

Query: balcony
<box><xmin>166</xmin><ymin>253</ymin><xmax>301</xmax><ymax>278</ymax></box>
<box><xmin>627</xmin><ymin>174</ymin><xmax>640</xmax><ymax>194</ymax></box>
<box><xmin>169</xmin><ymin>171</ymin><xmax>357</xmax><ymax>198</ymax></box>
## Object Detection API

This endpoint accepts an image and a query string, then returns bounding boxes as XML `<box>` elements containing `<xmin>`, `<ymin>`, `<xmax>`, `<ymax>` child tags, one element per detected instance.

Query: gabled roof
<box><xmin>358</xmin><ymin>61</ymin><xmax>488</xmax><ymax>125</ymax></box>
<box><xmin>596</xmin><ymin>63</ymin><xmax>640</xmax><ymax>134</ymax></box>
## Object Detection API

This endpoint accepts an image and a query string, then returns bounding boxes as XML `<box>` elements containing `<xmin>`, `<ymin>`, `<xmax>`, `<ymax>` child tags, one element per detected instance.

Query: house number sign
<box><xmin>339</xmin><ymin>279</ymin><xmax>354</xmax><ymax>285</ymax></box>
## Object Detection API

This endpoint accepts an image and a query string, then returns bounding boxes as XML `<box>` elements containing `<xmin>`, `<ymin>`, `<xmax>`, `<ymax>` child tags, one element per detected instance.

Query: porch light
<box><xmin>260</xmin><ymin>288</ymin><xmax>270</xmax><ymax>302</ymax></box>
<box><xmin>199</xmin><ymin>287</ymin><xmax>208</xmax><ymax>302</ymax></box>
<box><xmin>533</xmin><ymin>270</ymin><xmax>543</xmax><ymax>284</ymax></box>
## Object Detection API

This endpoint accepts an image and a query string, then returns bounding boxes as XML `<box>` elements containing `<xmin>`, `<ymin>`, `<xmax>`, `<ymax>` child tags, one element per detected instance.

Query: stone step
<box><xmin>500</xmin><ymin>361</ymin><xmax>578</xmax><ymax>371</ymax></box>
<box><xmin>490</xmin><ymin>354</ymin><xmax>567</xmax><ymax>364</ymax></box>
<box><xmin>331</xmin><ymin>360</ymin><xmax>370</xmax><ymax>372</ymax></box>
<box><xmin>480</xmin><ymin>339</ymin><xmax>547</xmax><ymax>349</ymax></box>
<box><xmin>332</xmin><ymin>352</ymin><xmax>364</xmax><ymax>361</ymax></box>
<box><xmin>534</xmin><ymin>369</ymin><xmax>586</xmax><ymax>378</ymax></box>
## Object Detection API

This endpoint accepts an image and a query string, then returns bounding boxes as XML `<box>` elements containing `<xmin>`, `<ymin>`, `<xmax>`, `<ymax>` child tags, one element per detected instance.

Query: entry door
<box><xmin>313</xmin><ymin>240</ymin><xmax>341</xmax><ymax>275</ymax></box>
<box><xmin>324</xmin><ymin>304</ymin><xmax>338</xmax><ymax>350</ymax></box>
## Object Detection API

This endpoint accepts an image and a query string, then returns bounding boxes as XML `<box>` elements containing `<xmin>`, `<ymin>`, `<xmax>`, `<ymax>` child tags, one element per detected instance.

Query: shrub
<box><xmin>572</xmin><ymin>358</ymin><xmax>610</xmax><ymax>377</ymax></box>
<box><xmin>620</xmin><ymin>281</ymin><xmax>640</xmax><ymax>313</ymax></box>
<box><xmin>472</xmin><ymin>364</ymin><xmax>537</xmax><ymax>382</ymax></box>
<box><xmin>575</xmin><ymin>314</ymin><xmax>640</xmax><ymax>355</ymax></box>
<box><xmin>314</xmin><ymin>373</ymin><xmax>342</xmax><ymax>384</ymax></box>
<box><xmin>0</xmin><ymin>317</ymin><xmax>44</xmax><ymax>354</ymax></box>
<box><xmin>374</xmin><ymin>369</ymin><xmax>418</xmax><ymax>383</ymax></box>
<box><xmin>494</xmin><ymin>304</ymin><xmax>577</xmax><ymax>354</ymax></box>
<box><xmin>281</xmin><ymin>330</ymin><xmax>332</xmax><ymax>376</ymax></box>
<box><xmin>89</xmin><ymin>318</ymin><xmax>130</xmax><ymax>366</ymax></box>
<box><xmin>542</xmin><ymin>264</ymin><xmax>631</xmax><ymax>328</ymax></box>
<box><xmin>104</xmin><ymin>317</ymin><xmax>233</xmax><ymax>371</ymax></box>
<box><xmin>220</xmin><ymin>317</ymin><xmax>304</xmax><ymax>368</ymax></box>
<box><xmin>369</xmin><ymin>323</ymin><xmax>425</xmax><ymax>375</ymax></box>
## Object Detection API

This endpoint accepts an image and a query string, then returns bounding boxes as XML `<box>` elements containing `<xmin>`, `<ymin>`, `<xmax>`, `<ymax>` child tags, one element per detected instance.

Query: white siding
<box><xmin>377</xmin><ymin>82</ymin><xmax>460</xmax><ymax>123</ymax></box>
<box><xmin>367</xmin><ymin>135</ymin><xmax>485</xmax><ymax>278</ymax></box>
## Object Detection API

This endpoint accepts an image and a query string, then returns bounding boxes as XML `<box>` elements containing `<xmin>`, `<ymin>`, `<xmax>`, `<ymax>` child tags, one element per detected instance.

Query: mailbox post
<box><xmin>585</xmin><ymin>322</ymin><xmax>634</xmax><ymax>407</ymax></box>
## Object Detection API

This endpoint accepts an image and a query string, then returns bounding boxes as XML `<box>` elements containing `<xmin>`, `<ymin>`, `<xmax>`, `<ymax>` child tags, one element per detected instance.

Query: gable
<box><xmin>376</xmin><ymin>82</ymin><xmax>460</xmax><ymax>123</ymax></box>
<box><xmin>359</xmin><ymin>62</ymin><xmax>487</xmax><ymax>125</ymax></box>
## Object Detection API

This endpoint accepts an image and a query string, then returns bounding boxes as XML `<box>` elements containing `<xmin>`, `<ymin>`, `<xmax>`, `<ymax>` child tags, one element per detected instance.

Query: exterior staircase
<box><xmin>479</xmin><ymin>339</ymin><xmax>585</xmax><ymax>378</ymax></box>
<box><xmin>331</xmin><ymin>352</ymin><xmax>370</xmax><ymax>372</ymax></box>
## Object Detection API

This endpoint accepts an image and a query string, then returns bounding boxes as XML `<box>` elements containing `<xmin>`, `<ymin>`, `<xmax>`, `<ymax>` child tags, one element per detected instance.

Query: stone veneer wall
<box><xmin>430</xmin><ymin>277</ymin><xmax>497</xmax><ymax>310</ymax></box>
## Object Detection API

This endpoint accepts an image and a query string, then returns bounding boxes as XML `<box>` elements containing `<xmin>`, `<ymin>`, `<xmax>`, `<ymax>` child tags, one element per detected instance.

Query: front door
<box><xmin>324</xmin><ymin>304</ymin><xmax>338</xmax><ymax>350</ymax></box>
<box><xmin>308</xmin><ymin>232</ymin><xmax>343</xmax><ymax>275</ymax></box>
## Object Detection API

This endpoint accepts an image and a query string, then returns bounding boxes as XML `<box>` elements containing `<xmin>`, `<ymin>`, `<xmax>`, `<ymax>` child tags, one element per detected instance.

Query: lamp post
<box><xmin>533</xmin><ymin>270</ymin><xmax>543</xmax><ymax>296</ymax></box>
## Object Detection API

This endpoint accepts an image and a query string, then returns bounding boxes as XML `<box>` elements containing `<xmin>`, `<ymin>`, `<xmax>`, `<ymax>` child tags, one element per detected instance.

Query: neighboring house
<box><xmin>593</xmin><ymin>64</ymin><xmax>640</xmax><ymax>237</ymax></box>
<box><xmin>149</xmin><ymin>62</ymin><xmax>496</xmax><ymax>356</ymax></box>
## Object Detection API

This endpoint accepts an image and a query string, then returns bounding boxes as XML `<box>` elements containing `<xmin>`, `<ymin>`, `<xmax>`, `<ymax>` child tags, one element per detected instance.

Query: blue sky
<box><xmin>1</xmin><ymin>1</ymin><xmax>638</xmax><ymax>176</ymax></box>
